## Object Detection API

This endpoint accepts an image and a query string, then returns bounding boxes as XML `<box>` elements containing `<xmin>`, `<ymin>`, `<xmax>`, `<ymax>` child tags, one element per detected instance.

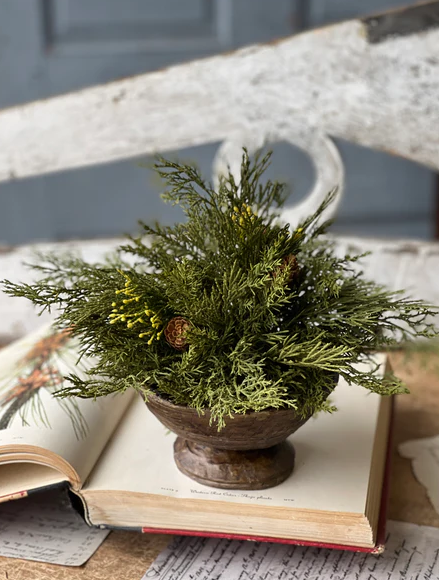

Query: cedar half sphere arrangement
<box><xmin>3</xmin><ymin>151</ymin><xmax>437</xmax><ymax>490</ymax></box>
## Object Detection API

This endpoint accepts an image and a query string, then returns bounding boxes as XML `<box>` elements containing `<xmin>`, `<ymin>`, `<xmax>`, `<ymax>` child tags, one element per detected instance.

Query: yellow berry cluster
<box><xmin>109</xmin><ymin>272</ymin><xmax>164</xmax><ymax>346</ymax></box>
<box><xmin>231</xmin><ymin>203</ymin><xmax>257</xmax><ymax>230</ymax></box>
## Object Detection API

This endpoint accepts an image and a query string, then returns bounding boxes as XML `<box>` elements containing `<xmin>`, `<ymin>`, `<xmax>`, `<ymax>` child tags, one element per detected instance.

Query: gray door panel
<box><xmin>0</xmin><ymin>1</ymin><xmax>434</xmax><ymax>245</ymax></box>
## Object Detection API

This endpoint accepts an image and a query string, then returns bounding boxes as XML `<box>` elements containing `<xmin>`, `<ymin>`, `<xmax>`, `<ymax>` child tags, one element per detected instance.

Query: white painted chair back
<box><xmin>0</xmin><ymin>2</ymin><xmax>438</xmax><ymax>341</ymax></box>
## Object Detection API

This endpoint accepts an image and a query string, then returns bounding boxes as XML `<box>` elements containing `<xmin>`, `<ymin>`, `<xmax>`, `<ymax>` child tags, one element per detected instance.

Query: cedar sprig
<box><xmin>2</xmin><ymin>149</ymin><xmax>438</xmax><ymax>429</ymax></box>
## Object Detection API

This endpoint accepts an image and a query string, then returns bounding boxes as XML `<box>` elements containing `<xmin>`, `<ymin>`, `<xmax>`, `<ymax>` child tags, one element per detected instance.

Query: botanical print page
<box><xmin>0</xmin><ymin>325</ymin><xmax>134</xmax><ymax>483</ymax></box>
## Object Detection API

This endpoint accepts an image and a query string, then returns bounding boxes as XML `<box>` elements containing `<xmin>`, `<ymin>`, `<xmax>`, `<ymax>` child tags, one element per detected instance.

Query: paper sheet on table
<box><xmin>142</xmin><ymin>521</ymin><xmax>439</xmax><ymax>580</ymax></box>
<box><xmin>0</xmin><ymin>489</ymin><xmax>109</xmax><ymax>566</ymax></box>
<box><xmin>399</xmin><ymin>434</ymin><xmax>439</xmax><ymax>515</ymax></box>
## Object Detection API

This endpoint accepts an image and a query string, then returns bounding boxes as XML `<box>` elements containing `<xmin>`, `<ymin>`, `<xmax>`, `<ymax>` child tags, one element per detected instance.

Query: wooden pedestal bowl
<box><xmin>145</xmin><ymin>380</ymin><xmax>336</xmax><ymax>490</ymax></box>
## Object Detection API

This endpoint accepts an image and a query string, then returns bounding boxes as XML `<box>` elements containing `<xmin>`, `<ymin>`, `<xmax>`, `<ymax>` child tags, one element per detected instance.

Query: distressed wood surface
<box><xmin>1</xmin><ymin>2</ymin><xmax>439</xmax><ymax>178</ymax></box>
<box><xmin>0</xmin><ymin>3</ymin><xmax>439</xmax><ymax>228</ymax></box>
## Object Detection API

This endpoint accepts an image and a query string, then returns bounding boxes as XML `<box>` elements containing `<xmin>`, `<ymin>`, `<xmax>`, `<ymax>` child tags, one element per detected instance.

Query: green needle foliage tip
<box><xmin>3</xmin><ymin>150</ymin><xmax>438</xmax><ymax>429</ymax></box>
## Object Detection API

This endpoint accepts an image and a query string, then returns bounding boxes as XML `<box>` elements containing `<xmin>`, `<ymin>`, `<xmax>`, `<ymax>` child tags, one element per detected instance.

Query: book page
<box><xmin>0</xmin><ymin>464</ymin><xmax>65</xmax><ymax>501</ymax></box>
<box><xmin>0</xmin><ymin>325</ymin><xmax>134</xmax><ymax>487</ymax></box>
<box><xmin>86</xmin><ymin>357</ymin><xmax>384</xmax><ymax>514</ymax></box>
<box><xmin>0</xmin><ymin>487</ymin><xmax>109</xmax><ymax>566</ymax></box>
<box><xmin>141</xmin><ymin>520</ymin><xmax>439</xmax><ymax>580</ymax></box>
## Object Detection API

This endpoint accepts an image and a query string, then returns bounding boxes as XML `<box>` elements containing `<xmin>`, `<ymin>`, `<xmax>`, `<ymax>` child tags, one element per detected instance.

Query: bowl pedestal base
<box><xmin>173</xmin><ymin>437</ymin><xmax>295</xmax><ymax>490</ymax></box>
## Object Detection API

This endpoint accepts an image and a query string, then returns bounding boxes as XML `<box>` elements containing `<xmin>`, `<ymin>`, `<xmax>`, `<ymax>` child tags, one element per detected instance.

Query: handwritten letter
<box><xmin>0</xmin><ymin>489</ymin><xmax>109</xmax><ymax>566</ymax></box>
<box><xmin>142</xmin><ymin>521</ymin><xmax>439</xmax><ymax>580</ymax></box>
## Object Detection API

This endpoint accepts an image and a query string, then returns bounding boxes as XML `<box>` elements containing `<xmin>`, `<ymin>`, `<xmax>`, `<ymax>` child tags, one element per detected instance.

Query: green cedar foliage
<box><xmin>3</xmin><ymin>151</ymin><xmax>438</xmax><ymax>429</ymax></box>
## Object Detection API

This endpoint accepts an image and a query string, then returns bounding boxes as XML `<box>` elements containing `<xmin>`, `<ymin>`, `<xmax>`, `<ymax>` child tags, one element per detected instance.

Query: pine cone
<box><xmin>273</xmin><ymin>254</ymin><xmax>300</xmax><ymax>284</ymax></box>
<box><xmin>165</xmin><ymin>317</ymin><xmax>191</xmax><ymax>351</ymax></box>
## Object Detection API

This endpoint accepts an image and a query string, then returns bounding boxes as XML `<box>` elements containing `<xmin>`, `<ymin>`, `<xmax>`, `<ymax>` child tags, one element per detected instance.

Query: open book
<box><xmin>0</xmin><ymin>326</ymin><xmax>393</xmax><ymax>552</ymax></box>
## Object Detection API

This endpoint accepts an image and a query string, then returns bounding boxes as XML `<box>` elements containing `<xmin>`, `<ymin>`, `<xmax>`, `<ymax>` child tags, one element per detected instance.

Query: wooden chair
<box><xmin>0</xmin><ymin>1</ymin><xmax>438</xmax><ymax>340</ymax></box>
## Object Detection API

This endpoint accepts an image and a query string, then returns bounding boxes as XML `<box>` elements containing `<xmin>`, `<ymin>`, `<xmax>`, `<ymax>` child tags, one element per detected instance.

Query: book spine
<box><xmin>139</xmin><ymin>526</ymin><xmax>381</xmax><ymax>553</ymax></box>
<box><xmin>371</xmin><ymin>394</ymin><xmax>395</xmax><ymax>554</ymax></box>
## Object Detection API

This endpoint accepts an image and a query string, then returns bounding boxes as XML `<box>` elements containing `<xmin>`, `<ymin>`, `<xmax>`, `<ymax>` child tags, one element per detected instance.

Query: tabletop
<box><xmin>0</xmin><ymin>351</ymin><xmax>438</xmax><ymax>580</ymax></box>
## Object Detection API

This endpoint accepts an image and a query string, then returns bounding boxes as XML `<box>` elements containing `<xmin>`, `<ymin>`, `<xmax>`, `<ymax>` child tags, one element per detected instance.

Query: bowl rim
<box><xmin>145</xmin><ymin>390</ymin><xmax>301</xmax><ymax>418</ymax></box>
<box><xmin>143</xmin><ymin>372</ymin><xmax>339</xmax><ymax>420</ymax></box>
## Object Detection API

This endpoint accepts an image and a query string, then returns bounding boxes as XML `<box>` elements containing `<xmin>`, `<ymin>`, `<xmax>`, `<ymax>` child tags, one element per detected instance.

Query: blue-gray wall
<box><xmin>0</xmin><ymin>1</ymin><xmax>435</xmax><ymax>245</ymax></box>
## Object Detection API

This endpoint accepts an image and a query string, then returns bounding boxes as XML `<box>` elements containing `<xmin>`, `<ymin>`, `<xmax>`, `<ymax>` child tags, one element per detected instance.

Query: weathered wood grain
<box><xmin>0</xmin><ymin>3</ymin><xmax>439</xmax><ymax>216</ymax></box>
<box><xmin>0</xmin><ymin>10</ymin><xmax>438</xmax><ymax>176</ymax></box>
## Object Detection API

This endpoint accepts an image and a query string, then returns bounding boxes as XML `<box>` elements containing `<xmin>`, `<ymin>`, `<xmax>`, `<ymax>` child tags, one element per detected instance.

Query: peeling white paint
<box><xmin>0</xmin><ymin>20</ymin><xmax>439</xmax><ymax>182</ymax></box>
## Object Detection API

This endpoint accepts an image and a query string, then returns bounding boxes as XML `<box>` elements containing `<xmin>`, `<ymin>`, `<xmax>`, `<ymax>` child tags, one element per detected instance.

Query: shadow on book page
<box><xmin>142</xmin><ymin>521</ymin><xmax>439</xmax><ymax>580</ymax></box>
<box><xmin>0</xmin><ymin>487</ymin><xmax>108</xmax><ymax>566</ymax></box>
